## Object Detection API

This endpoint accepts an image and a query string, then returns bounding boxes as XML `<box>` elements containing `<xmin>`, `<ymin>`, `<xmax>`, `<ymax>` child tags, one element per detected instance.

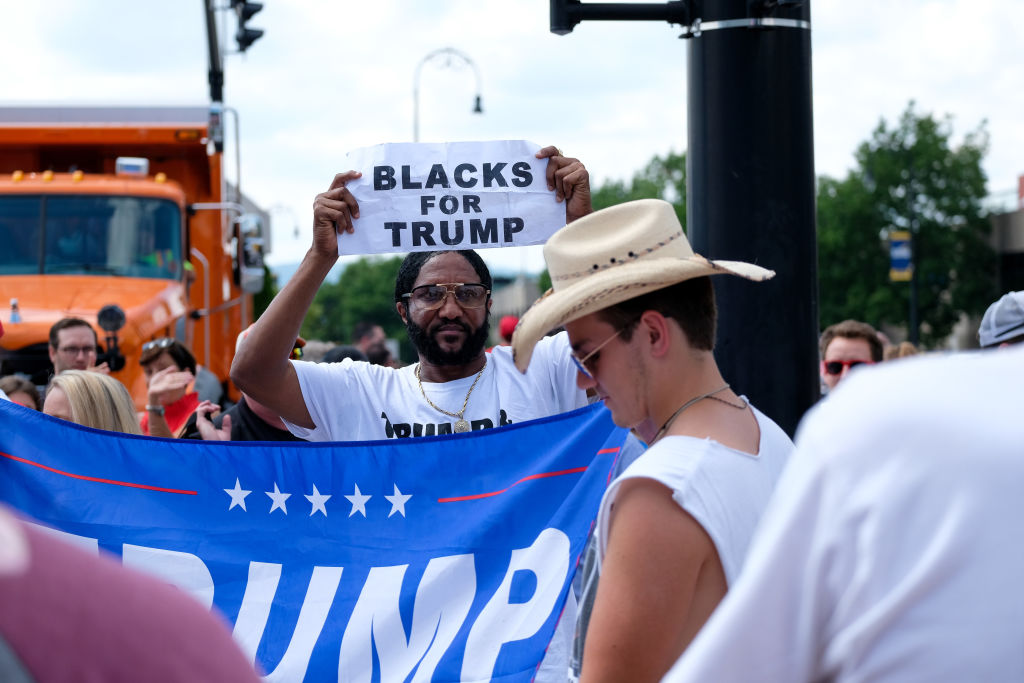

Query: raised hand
<box><xmin>311</xmin><ymin>171</ymin><xmax>363</xmax><ymax>257</ymax></box>
<box><xmin>537</xmin><ymin>146</ymin><xmax>592</xmax><ymax>224</ymax></box>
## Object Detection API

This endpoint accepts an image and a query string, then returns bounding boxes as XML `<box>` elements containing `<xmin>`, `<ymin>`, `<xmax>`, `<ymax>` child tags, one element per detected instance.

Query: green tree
<box><xmin>302</xmin><ymin>256</ymin><xmax>406</xmax><ymax>348</ymax></box>
<box><xmin>592</xmin><ymin>150</ymin><xmax>687</xmax><ymax>228</ymax></box>
<box><xmin>817</xmin><ymin>102</ymin><xmax>996</xmax><ymax>346</ymax></box>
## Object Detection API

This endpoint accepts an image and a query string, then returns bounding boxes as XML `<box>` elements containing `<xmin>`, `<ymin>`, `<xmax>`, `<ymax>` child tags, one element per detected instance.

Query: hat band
<box><xmin>551</xmin><ymin>231</ymin><xmax>683</xmax><ymax>283</ymax></box>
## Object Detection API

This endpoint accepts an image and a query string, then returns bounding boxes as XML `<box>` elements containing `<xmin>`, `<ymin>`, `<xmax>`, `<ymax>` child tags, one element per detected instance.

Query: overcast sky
<box><xmin>2</xmin><ymin>0</ymin><xmax>1022</xmax><ymax>276</ymax></box>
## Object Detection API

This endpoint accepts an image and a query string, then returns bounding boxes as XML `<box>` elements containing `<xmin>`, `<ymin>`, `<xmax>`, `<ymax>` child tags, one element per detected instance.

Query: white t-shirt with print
<box><xmin>284</xmin><ymin>331</ymin><xmax>586</xmax><ymax>442</ymax></box>
<box><xmin>283</xmin><ymin>331</ymin><xmax>587</xmax><ymax>681</ymax></box>
<box><xmin>663</xmin><ymin>347</ymin><xmax>1024</xmax><ymax>683</ymax></box>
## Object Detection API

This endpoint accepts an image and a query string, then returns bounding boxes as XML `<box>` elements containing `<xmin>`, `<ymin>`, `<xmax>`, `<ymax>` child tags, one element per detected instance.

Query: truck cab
<box><xmin>0</xmin><ymin>106</ymin><xmax>267</xmax><ymax>408</ymax></box>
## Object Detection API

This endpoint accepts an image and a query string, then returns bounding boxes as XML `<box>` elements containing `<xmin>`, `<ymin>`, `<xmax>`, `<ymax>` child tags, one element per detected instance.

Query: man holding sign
<box><xmin>232</xmin><ymin>143</ymin><xmax>591</xmax><ymax>678</ymax></box>
<box><xmin>232</xmin><ymin>143</ymin><xmax>590</xmax><ymax>441</ymax></box>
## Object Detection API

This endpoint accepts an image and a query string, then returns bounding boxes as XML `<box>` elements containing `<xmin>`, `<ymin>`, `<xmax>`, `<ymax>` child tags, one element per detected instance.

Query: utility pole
<box><xmin>204</xmin><ymin>0</ymin><xmax>224</xmax><ymax>103</ymax></box>
<box><xmin>550</xmin><ymin>0</ymin><xmax>819</xmax><ymax>436</ymax></box>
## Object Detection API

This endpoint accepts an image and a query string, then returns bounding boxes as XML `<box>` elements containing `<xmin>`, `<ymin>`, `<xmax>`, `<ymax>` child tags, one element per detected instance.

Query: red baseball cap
<box><xmin>499</xmin><ymin>315</ymin><xmax>519</xmax><ymax>342</ymax></box>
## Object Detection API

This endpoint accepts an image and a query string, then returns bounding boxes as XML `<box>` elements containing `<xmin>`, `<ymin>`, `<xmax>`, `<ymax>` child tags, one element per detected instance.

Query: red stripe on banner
<box><xmin>0</xmin><ymin>450</ymin><xmax>198</xmax><ymax>496</ymax></box>
<box><xmin>437</xmin><ymin>446</ymin><xmax>620</xmax><ymax>503</ymax></box>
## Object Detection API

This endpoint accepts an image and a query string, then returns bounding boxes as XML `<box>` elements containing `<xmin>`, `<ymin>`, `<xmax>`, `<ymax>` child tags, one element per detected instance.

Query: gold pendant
<box><xmin>454</xmin><ymin>419</ymin><xmax>471</xmax><ymax>433</ymax></box>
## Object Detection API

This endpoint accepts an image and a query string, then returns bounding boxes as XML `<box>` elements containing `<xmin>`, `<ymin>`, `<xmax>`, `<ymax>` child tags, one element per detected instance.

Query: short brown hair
<box><xmin>596</xmin><ymin>277</ymin><xmax>717</xmax><ymax>351</ymax></box>
<box><xmin>139</xmin><ymin>338</ymin><xmax>196</xmax><ymax>375</ymax></box>
<box><xmin>0</xmin><ymin>375</ymin><xmax>41</xmax><ymax>410</ymax></box>
<box><xmin>49</xmin><ymin>318</ymin><xmax>97</xmax><ymax>349</ymax></box>
<box><xmin>820</xmin><ymin>319</ymin><xmax>883</xmax><ymax>362</ymax></box>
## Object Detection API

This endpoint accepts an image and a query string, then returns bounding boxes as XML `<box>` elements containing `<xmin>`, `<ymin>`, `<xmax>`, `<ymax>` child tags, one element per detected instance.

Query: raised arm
<box><xmin>231</xmin><ymin>171</ymin><xmax>362</xmax><ymax>429</ymax></box>
<box><xmin>536</xmin><ymin>146</ymin><xmax>592</xmax><ymax>224</ymax></box>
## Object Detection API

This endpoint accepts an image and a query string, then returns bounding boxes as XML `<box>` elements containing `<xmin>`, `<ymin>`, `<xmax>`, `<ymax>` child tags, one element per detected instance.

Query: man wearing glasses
<box><xmin>232</xmin><ymin>146</ymin><xmax>592</xmax><ymax>443</ymax></box>
<box><xmin>48</xmin><ymin>317</ymin><xmax>109</xmax><ymax>376</ymax></box>
<box><xmin>818</xmin><ymin>319</ymin><xmax>883</xmax><ymax>393</ymax></box>
<box><xmin>232</xmin><ymin>148</ymin><xmax>592</xmax><ymax>680</ymax></box>
<box><xmin>511</xmin><ymin>198</ymin><xmax>793</xmax><ymax>682</ymax></box>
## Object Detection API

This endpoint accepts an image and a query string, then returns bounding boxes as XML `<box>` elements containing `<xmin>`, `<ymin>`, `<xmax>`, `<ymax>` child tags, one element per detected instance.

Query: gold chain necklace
<box><xmin>415</xmin><ymin>358</ymin><xmax>487</xmax><ymax>433</ymax></box>
<box><xmin>651</xmin><ymin>383</ymin><xmax>747</xmax><ymax>444</ymax></box>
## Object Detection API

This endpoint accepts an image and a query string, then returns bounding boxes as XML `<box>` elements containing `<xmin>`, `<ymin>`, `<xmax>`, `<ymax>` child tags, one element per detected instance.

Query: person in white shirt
<box><xmin>230</xmin><ymin>146</ymin><xmax>592</xmax><ymax>681</ymax></box>
<box><xmin>231</xmin><ymin>146</ymin><xmax>591</xmax><ymax>442</ymax></box>
<box><xmin>662</xmin><ymin>345</ymin><xmax>1024</xmax><ymax>682</ymax></box>
<box><xmin>512</xmin><ymin>198</ymin><xmax>793</xmax><ymax>682</ymax></box>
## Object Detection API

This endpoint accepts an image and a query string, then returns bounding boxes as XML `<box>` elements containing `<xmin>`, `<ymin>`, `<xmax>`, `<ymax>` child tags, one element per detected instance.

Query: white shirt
<box><xmin>285</xmin><ymin>331</ymin><xmax>586</xmax><ymax>441</ymax></box>
<box><xmin>663</xmin><ymin>347</ymin><xmax>1024</xmax><ymax>683</ymax></box>
<box><xmin>283</xmin><ymin>331</ymin><xmax>587</xmax><ymax>681</ymax></box>
<box><xmin>597</xmin><ymin>404</ymin><xmax>792</xmax><ymax>583</ymax></box>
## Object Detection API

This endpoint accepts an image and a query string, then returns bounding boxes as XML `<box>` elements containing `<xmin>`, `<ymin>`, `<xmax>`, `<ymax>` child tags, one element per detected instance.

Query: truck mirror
<box><xmin>97</xmin><ymin>304</ymin><xmax>127</xmax><ymax>372</ymax></box>
<box><xmin>234</xmin><ymin>214</ymin><xmax>265</xmax><ymax>294</ymax></box>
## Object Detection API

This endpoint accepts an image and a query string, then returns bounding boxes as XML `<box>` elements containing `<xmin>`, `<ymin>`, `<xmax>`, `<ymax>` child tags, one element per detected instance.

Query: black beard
<box><xmin>406</xmin><ymin>315</ymin><xmax>490</xmax><ymax>366</ymax></box>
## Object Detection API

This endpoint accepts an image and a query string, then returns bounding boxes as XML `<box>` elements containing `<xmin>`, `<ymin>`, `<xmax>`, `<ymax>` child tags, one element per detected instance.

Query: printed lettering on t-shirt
<box><xmin>380</xmin><ymin>410</ymin><xmax>513</xmax><ymax>439</ymax></box>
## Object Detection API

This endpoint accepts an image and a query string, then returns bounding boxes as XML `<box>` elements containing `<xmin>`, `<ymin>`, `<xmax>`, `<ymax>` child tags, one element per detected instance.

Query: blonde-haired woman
<box><xmin>43</xmin><ymin>370</ymin><xmax>142</xmax><ymax>435</ymax></box>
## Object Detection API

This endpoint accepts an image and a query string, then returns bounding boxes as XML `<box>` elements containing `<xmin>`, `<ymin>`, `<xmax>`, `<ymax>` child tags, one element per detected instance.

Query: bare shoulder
<box><xmin>584</xmin><ymin>478</ymin><xmax>723</xmax><ymax>681</ymax></box>
<box><xmin>609</xmin><ymin>477</ymin><xmax>716</xmax><ymax>555</ymax></box>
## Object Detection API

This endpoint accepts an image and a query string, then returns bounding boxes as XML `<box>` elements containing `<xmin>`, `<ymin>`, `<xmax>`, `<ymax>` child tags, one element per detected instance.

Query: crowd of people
<box><xmin>1</xmin><ymin>145</ymin><xmax>1022</xmax><ymax>682</ymax></box>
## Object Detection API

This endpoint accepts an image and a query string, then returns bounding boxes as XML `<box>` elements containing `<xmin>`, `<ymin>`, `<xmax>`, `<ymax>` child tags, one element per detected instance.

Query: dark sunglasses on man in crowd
<box><xmin>821</xmin><ymin>359</ymin><xmax>874</xmax><ymax>376</ymax></box>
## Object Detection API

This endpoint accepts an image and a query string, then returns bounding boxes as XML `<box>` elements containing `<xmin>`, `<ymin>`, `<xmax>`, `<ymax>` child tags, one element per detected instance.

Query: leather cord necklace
<box><xmin>415</xmin><ymin>358</ymin><xmax>487</xmax><ymax>433</ymax></box>
<box><xmin>650</xmin><ymin>383</ymin><xmax>747</xmax><ymax>444</ymax></box>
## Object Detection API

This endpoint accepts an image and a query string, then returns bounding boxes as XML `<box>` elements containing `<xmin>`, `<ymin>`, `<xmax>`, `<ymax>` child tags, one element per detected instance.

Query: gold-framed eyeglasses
<box><xmin>401</xmin><ymin>283</ymin><xmax>490</xmax><ymax>311</ymax></box>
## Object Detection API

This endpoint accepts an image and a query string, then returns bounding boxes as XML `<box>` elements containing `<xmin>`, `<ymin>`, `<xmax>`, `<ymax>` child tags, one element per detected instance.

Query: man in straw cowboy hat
<box><xmin>512</xmin><ymin>198</ymin><xmax>794</xmax><ymax>682</ymax></box>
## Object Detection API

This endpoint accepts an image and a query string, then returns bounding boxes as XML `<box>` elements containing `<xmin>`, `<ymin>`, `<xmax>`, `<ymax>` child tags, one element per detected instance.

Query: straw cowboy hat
<box><xmin>512</xmin><ymin>198</ymin><xmax>775</xmax><ymax>371</ymax></box>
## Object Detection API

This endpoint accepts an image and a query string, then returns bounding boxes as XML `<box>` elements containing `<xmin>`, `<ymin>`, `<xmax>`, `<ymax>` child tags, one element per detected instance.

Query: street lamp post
<box><xmin>413</xmin><ymin>48</ymin><xmax>483</xmax><ymax>143</ymax></box>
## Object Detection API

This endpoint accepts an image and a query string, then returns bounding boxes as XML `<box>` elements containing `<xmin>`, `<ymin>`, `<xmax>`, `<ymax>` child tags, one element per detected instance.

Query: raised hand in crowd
<box><xmin>88</xmin><ymin>360</ymin><xmax>111</xmax><ymax>375</ymax></box>
<box><xmin>194</xmin><ymin>400</ymin><xmax>232</xmax><ymax>441</ymax></box>
<box><xmin>146</xmin><ymin>365</ymin><xmax>194</xmax><ymax>407</ymax></box>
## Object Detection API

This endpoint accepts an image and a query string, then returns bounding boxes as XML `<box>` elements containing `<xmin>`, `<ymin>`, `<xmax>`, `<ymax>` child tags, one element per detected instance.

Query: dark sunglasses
<box><xmin>822</xmin><ymin>359</ymin><xmax>874</xmax><ymax>376</ymax></box>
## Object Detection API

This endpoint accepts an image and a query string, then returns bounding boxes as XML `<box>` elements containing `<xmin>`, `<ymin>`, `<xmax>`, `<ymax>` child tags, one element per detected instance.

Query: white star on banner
<box><xmin>224</xmin><ymin>478</ymin><xmax>251</xmax><ymax>511</ymax></box>
<box><xmin>385</xmin><ymin>484</ymin><xmax>412</xmax><ymax>518</ymax></box>
<box><xmin>344</xmin><ymin>483</ymin><xmax>371</xmax><ymax>518</ymax></box>
<box><xmin>305</xmin><ymin>484</ymin><xmax>331</xmax><ymax>517</ymax></box>
<box><xmin>266</xmin><ymin>482</ymin><xmax>291</xmax><ymax>515</ymax></box>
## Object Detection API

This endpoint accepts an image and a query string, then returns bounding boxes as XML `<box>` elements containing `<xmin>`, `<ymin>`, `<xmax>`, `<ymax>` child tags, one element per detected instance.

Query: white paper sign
<box><xmin>340</xmin><ymin>140</ymin><xmax>565</xmax><ymax>255</ymax></box>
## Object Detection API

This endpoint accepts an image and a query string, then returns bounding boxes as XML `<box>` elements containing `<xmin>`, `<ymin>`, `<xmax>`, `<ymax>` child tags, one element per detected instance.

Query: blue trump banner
<box><xmin>0</xmin><ymin>399</ymin><xmax>626</xmax><ymax>682</ymax></box>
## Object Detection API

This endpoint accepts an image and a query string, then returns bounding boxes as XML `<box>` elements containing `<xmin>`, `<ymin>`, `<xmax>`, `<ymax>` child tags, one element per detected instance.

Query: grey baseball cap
<box><xmin>978</xmin><ymin>291</ymin><xmax>1024</xmax><ymax>348</ymax></box>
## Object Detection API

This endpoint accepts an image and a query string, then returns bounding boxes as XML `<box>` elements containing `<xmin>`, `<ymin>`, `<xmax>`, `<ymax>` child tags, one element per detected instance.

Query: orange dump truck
<box><xmin>0</xmin><ymin>106</ymin><xmax>268</xmax><ymax>408</ymax></box>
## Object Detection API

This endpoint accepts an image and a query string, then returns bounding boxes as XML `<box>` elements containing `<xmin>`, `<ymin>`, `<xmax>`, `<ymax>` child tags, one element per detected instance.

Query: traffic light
<box><xmin>233</xmin><ymin>1</ymin><xmax>264</xmax><ymax>52</ymax></box>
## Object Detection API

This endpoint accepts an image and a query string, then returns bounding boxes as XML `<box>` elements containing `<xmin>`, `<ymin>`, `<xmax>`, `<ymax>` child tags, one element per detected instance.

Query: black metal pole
<box><xmin>204</xmin><ymin>0</ymin><xmax>224</xmax><ymax>103</ymax></box>
<box><xmin>686</xmin><ymin>1</ymin><xmax>819</xmax><ymax>436</ymax></box>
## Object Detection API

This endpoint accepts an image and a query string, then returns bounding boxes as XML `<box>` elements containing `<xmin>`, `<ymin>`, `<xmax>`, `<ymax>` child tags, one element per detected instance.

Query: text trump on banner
<box><xmin>0</xmin><ymin>399</ymin><xmax>625</xmax><ymax>682</ymax></box>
